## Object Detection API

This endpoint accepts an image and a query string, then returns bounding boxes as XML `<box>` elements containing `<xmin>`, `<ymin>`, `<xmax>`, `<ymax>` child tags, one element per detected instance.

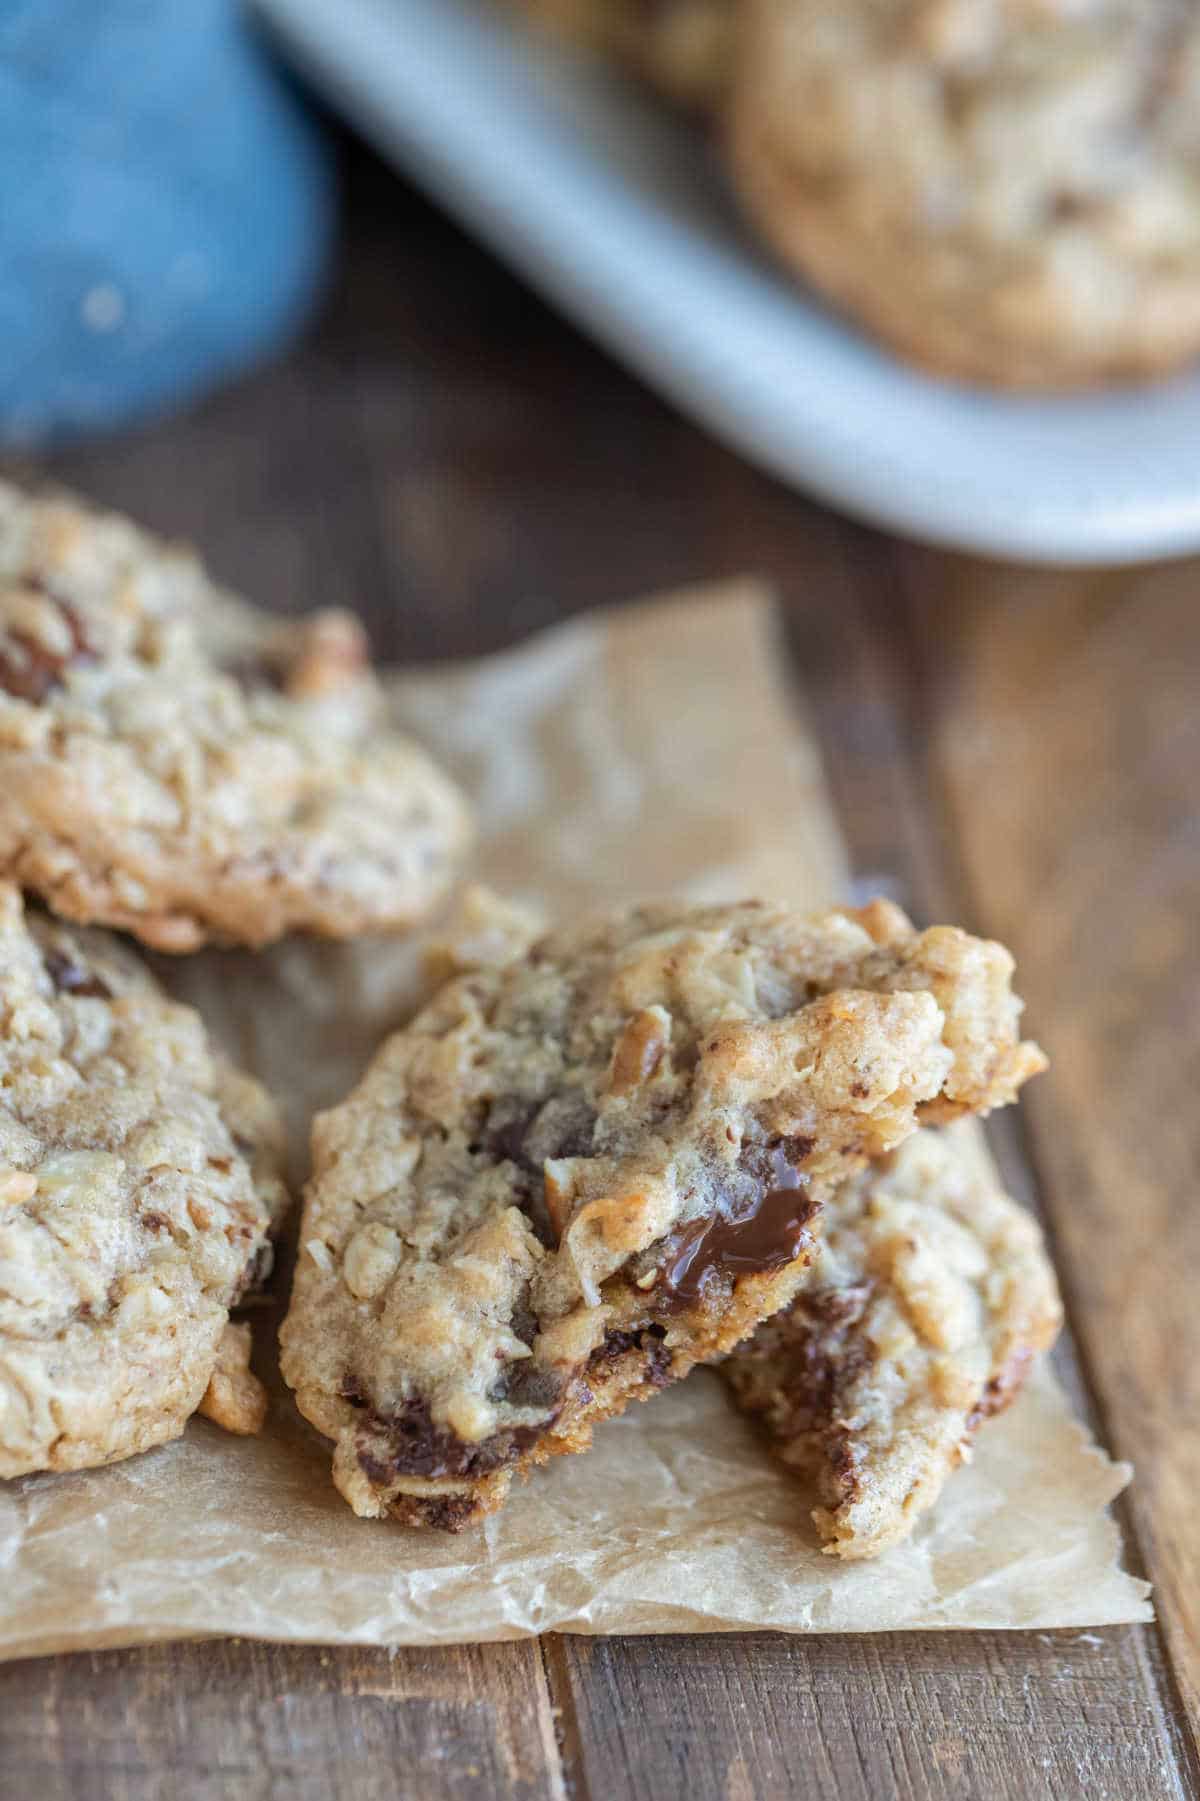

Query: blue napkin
<box><xmin>0</xmin><ymin>0</ymin><xmax>335</xmax><ymax>444</ymax></box>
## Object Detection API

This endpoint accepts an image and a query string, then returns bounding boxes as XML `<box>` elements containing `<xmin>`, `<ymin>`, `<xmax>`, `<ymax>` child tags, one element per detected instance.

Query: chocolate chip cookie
<box><xmin>0</xmin><ymin>885</ymin><xmax>287</xmax><ymax>1476</ymax></box>
<box><xmin>0</xmin><ymin>484</ymin><xmax>472</xmax><ymax>949</ymax></box>
<box><xmin>281</xmin><ymin>897</ymin><xmax>1044</xmax><ymax>1529</ymax></box>
<box><xmin>729</xmin><ymin>0</ymin><xmax>1200</xmax><ymax>387</ymax></box>
<box><xmin>722</xmin><ymin>1122</ymin><xmax>1062</xmax><ymax>1558</ymax></box>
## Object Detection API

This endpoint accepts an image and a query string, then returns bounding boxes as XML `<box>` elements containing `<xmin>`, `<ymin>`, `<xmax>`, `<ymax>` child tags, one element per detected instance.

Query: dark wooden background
<box><xmin>1</xmin><ymin>137</ymin><xmax>1197</xmax><ymax>1801</ymax></box>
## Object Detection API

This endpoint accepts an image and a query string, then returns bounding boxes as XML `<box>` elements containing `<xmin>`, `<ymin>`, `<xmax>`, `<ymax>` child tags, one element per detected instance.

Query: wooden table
<box><xmin>2</xmin><ymin>140</ymin><xmax>1197</xmax><ymax>1801</ymax></box>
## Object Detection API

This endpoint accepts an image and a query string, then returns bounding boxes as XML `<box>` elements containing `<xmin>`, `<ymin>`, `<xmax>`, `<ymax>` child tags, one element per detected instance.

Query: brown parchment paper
<box><xmin>0</xmin><ymin>582</ymin><xmax>1150</xmax><ymax>1658</ymax></box>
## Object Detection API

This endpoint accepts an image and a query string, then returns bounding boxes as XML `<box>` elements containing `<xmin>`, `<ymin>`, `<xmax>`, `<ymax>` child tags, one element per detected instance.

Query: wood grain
<box><xmin>0</xmin><ymin>138</ymin><xmax>1194</xmax><ymax>1801</ymax></box>
<box><xmin>905</xmin><ymin>558</ymin><xmax>1200</xmax><ymax>1765</ymax></box>
<box><xmin>550</xmin><ymin>1628</ymin><xmax>1190</xmax><ymax>1801</ymax></box>
<box><xmin>0</xmin><ymin>1638</ymin><xmax>563</xmax><ymax>1801</ymax></box>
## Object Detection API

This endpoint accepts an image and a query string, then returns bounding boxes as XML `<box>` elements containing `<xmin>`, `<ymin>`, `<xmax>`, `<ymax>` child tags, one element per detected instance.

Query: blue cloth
<box><xmin>0</xmin><ymin>1</ymin><xmax>334</xmax><ymax>444</ymax></box>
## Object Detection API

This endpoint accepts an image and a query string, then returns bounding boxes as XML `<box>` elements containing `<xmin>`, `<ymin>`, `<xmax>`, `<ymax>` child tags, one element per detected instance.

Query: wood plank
<box><xmin>549</xmin><ymin>1628</ymin><xmax>1190</xmax><ymax>1801</ymax></box>
<box><xmin>0</xmin><ymin>1639</ymin><xmax>564</xmax><ymax>1801</ymax></box>
<box><xmin>905</xmin><ymin>557</ymin><xmax>1200</xmax><ymax>1767</ymax></box>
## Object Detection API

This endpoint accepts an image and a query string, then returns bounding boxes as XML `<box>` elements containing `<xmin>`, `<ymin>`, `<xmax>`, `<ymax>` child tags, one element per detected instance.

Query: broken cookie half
<box><xmin>281</xmin><ymin>897</ymin><xmax>1044</xmax><ymax>1530</ymax></box>
<box><xmin>721</xmin><ymin>1121</ymin><xmax>1063</xmax><ymax>1559</ymax></box>
<box><xmin>0</xmin><ymin>887</ymin><xmax>286</xmax><ymax>1476</ymax></box>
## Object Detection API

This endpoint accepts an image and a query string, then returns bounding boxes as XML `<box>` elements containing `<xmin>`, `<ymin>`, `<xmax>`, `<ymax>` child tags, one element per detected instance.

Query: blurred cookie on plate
<box><xmin>728</xmin><ymin>0</ymin><xmax>1200</xmax><ymax>386</ymax></box>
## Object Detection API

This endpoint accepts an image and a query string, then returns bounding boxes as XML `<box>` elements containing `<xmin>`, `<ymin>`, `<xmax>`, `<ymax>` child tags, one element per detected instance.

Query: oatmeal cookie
<box><xmin>511</xmin><ymin>0</ymin><xmax>733</xmax><ymax>110</ymax></box>
<box><xmin>728</xmin><ymin>0</ymin><xmax>1200</xmax><ymax>386</ymax></box>
<box><xmin>722</xmin><ymin>1123</ymin><xmax>1062</xmax><ymax>1558</ymax></box>
<box><xmin>280</xmin><ymin>897</ymin><xmax>1043</xmax><ymax>1529</ymax></box>
<box><xmin>0</xmin><ymin>484</ymin><xmax>472</xmax><ymax>950</ymax></box>
<box><xmin>0</xmin><ymin>886</ymin><xmax>287</xmax><ymax>1476</ymax></box>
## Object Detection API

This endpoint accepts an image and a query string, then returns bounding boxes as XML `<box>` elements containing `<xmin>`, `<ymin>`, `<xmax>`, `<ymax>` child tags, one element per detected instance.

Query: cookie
<box><xmin>722</xmin><ymin>1122</ymin><xmax>1063</xmax><ymax>1558</ymax></box>
<box><xmin>728</xmin><ymin>0</ymin><xmax>1200</xmax><ymax>387</ymax></box>
<box><xmin>0</xmin><ymin>885</ymin><xmax>287</xmax><ymax>1476</ymax></box>
<box><xmin>511</xmin><ymin>0</ymin><xmax>732</xmax><ymax>109</ymax></box>
<box><xmin>0</xmin><ymin>484</ymin><xmax>472</xmax><ymax>949</ymax></box>
<box><xmin>280</xmin><ymin>897</ymin><xmax>1044</xmax><ymax>1529</ymax></box>
<box><xmin>156</xmin><ymin>882</ymin><xmax>546</xmax><ymax>1160</ymax></box>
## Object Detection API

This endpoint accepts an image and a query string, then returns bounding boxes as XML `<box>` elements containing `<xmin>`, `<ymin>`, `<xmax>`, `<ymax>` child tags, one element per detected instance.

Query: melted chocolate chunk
<box><xmin>489</xmin><ymin>1361</ymin><xmax>565</xmax><ymax>1410</ymax></box>
<box><xmin>483</xmin><ymin>1090</ymin><xmax>599</xmax><ymax>1247</ymax></box>
<box><xmin>658</xmin><ymin>1141</ymin><xmax>819</xmax><ymax>1306</ymax></box>
<box><xmin>414</xmin><ymin>1495</ymin><xmax>479</xmax><ymax>1533</ymax></box>
<box><xmin>0</xmin><ymin>596</ymin><xmax>95</xmax><ymax>703</ymax></box>
<box><xmin>485</xmin><ymin>1090</ymin><xmax>597</xmax><ymax>1170</ymax></box>
<box><xmin>43</xmin><ymin>949</ymin><xmax>112</xmax><ymax>999</ymax></box>
<box><xmin>763</xmin><ymin>1283</ymin><xmax>875</xmax><ymax>1435</ymax></box>
<box><xmin>589</xmin><ymin>1323</ymin><xmax>672</xmax><ymax>1389</ymax></box>
<box><xmin>357</xmin><ymin>1394</ymin><xmax>552</xmax><ymax>1483</ymax></box>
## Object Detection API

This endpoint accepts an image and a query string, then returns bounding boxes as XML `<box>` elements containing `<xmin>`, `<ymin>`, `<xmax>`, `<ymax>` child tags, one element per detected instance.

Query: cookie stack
<box><xmin>0</xmin><ymin>485</ymin><xmax>1060</xmax><ymax>1562</ymax></box>
<box><xmin>514</xmin><ymin>0</ymin><xmax>1200</xmax><ymax>389</ymax></box>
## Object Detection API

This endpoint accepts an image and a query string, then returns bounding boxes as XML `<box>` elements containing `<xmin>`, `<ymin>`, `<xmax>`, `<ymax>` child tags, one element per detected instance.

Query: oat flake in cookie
<box><xmin>722</xmin><ymin>1124</ymin><xmax>1062</xmax><ymax>1559</ymax></box>
<box><xmin>729</xmin><ymin>0</ymin><xmax>1200</xmax><ymax>387</ymax></box>
<box><xmin>0</xmin><ymin>886</ymin><xmax>287</xmax><ymax>1476</ymax></box>
<box><xmin>0</xmin><ymin>484</ymin><xmax>472</xmax><ymax>950</ymax></box>
<box><xmin>280</xmin><ymin>897</ymin><xmax>1045</xmax><ymax>1530</ymax></box>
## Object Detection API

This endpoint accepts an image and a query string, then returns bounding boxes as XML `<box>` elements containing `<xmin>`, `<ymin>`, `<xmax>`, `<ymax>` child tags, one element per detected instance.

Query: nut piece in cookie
<box><xmin>728</xmin><ymin>0</ymin><xmax>1200</xmax><ymax>387</ymax></box>
<box><xmin>0</xmin><ymin>483</ymin><xmax>473</xmax><ymax>949</ymax></box>
<box><xmin>0</xmin><ymin>887</ymin><xmax>287</xmax><ymax>1476</ymax></box>
<box><xmin>721</xmin><ymin>1123</ymin><xmax>1063</xmax><ymax>1559</ymax></box>
<box><xmin>280</xmin><ymin>898</ymin><xmax>1044</xmax><ymax>1530</ymax></box>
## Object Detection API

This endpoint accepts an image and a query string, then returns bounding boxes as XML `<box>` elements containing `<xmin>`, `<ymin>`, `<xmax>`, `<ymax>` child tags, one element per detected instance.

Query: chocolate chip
<box><xmin>355</xmin><ymin>1394</ymin><xmax>552</xmax><ymax>1482</ymax></box>
<box><xmin>485</xmin><ymin>1090</ymin><xmax>598</xmax><ymax>1170</ymax></box>
<box><xmin>482</xmin><ymin>1091</ymin><xmax>598</xmax><ymax>1247</ymax></box>
<box><xmin>489</xmin><ymin>1361</ymin><xmax>565</xmax><ymax>1410</ymax></box>
<box><xmin>509</xmin><ymin>1298</ymin><xmax>539</xmax><ymax>1348</ymax></box>
<box><xmin>43</xmin><ymin>949</ymin><xmax>112</xmax><ymax>999</ymax></box>
<box><xmin>588</xmin><ymin>1323</ymin><xmax>672</xmax><ymax>1389</ymax></box>
<box><xmin>805</xmin><ymin>1282</ymin><xmax>872</xmax><ymax>1329</ymax></box>
<box><xmin>415</xmin><ymin>1495</ymin><xmax>479</xmax><ymax>1533</ymax></box>
<box><xmin>654</xmin><ymin>1140</ymin><xmax>819</xmax><ymax>1307</ymax></box>
<box><xmin>232</xmin><ymin>1240</ymin><xmax>274</xmax><ymax>1303</ymax></box>
<box><xmin>774</xmin><ymin>1286</ymin><xmax>876</xmax><ymax>1448</ymax></box>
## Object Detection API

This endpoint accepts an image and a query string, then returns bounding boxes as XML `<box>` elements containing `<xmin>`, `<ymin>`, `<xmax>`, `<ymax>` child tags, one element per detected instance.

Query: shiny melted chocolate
<box><xmin>659</xmin><ymin>1144</ymin><xmax>818</xmax><ymax>1305</ymax></box>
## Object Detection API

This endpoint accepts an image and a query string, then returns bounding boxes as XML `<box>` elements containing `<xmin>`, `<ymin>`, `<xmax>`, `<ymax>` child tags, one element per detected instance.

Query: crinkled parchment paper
<box><xmin>0</xmin><ymin>583</ymin><xmax>1150</xmax><ymax>1657</ymax></box>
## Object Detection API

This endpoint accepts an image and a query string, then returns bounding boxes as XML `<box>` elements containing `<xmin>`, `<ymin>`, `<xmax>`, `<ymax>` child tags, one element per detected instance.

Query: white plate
<box><xmin>258</xmin><ymin>0</ymin><xmax>1200</xmax><ymax>563</ymax></box>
